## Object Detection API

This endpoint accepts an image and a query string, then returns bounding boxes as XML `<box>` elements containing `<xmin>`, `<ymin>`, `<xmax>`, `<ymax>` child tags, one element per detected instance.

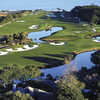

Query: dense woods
<box><xmin>0</xmin><ymin>10</ymin><xmax>32</xmax><ymax>25</ymax></box>
<box><xmin>0</xmin><ymin>65</ymin><xmax>40</xmax><ymax>100</ymax></box>
<box><xmin>0</xmin><ymin>32</ymin><xmax>32</xmax><ymax>45</ymax></box>
<box><xmin>71</xmin><ymin>5</ymin><xmax>100</xmax><ymax>24</ymax></box>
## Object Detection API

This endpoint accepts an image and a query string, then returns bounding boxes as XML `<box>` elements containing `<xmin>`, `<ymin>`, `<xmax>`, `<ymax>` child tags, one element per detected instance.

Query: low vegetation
<box><xmin>56</xmin><ymin>74</ymin><xmax>85</xmax><ymax>100</ymax></box>
<box><xmin>0</xmin><ymin>90</ymin><xmax>35</xmax><ymax>100</ymax></box>
<box><xmin>0</xmin><ymin>64</ymin><xmax>41</xmax><ymax>84</ymax></box>
<box><xmin>0</xmin><ymin>32</ymin><xmax>31</xmax><ymax>46</ymax></box>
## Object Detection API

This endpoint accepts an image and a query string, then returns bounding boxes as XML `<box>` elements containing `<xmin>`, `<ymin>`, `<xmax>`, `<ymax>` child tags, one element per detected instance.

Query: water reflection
<box><xmin>28</xmin><ymin>27</ymin><xmax>63</xmax><ymax>43</ymax></box>
<box><xmin>41</xmin><ymin>51</ymin><xmax>95</xmax><ymax>78</ymax></box>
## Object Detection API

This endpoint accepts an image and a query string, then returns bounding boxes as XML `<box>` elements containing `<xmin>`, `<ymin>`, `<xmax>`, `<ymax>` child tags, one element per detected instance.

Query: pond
<box><xmin>13</xmin><ymin>51</ymin><xmax>96</xmax><ymax>94</ymax></box>
<box><xmin>28</xmin><ymin>27</ymin><xmax>96</xmax><ymax>78</ymax></box>
<box><xmin>41</xmin><ymin>51</ymin><xmax>95</xmax><ymax>78</ymax></box>
<box><xmin>28</xmin><ymin>27</ymin><xmax>63</xmax><ymax>43</ymax></box>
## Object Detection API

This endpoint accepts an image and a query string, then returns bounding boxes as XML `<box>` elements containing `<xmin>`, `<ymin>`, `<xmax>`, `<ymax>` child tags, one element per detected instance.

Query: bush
<box><xmin>0</xmin><ymin>91</ymin><xmax>35</xmax><ymax>100</ymax></box>
<box><xmin>0</xmin><ymin>65</ymin><xmax>41</xmax><ymax>84</ymax></box>
<box><xmin>56</xmin><ymin>74</ymin><xmax>84</xmax><ymax>100</ymax></box>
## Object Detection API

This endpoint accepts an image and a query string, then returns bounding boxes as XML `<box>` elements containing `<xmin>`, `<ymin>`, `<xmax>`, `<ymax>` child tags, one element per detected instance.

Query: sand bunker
<box><xmin>49</xmin><ymin>42</ymin><xmax>65</xmax><ymax>46</ymax></box>
<box><xmin>29</xmin><ymin>25</ymin><xmax>38</xmax><ymax>29</ymax></box>
<box><xmin>0</xmin><ymin>52</ymin><xmax>8</xmax><ymax>55</ymax></box>
<box><xmin>0</xmin><ymin>45</ymin><xmax>39</xmax><ymax>56</ymax></box>
<box><xmin>16</xmin><ymin>20</ymin><xmax>25</xmax><ymax>23</ymax></box>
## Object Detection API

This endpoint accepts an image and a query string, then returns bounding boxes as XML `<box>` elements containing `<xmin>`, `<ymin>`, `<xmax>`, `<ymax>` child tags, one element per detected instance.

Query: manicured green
<box><xmin>0</xmin><ymin>10</ymin><xmax>100</xmax><ymax>68</ymax></box>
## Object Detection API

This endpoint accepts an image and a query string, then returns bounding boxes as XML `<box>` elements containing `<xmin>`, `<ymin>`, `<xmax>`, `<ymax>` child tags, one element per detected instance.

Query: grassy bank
<box><xmin>0</xmin><ymin>10</ymin><xmax>100</xmax><ymax>68</ymax></box>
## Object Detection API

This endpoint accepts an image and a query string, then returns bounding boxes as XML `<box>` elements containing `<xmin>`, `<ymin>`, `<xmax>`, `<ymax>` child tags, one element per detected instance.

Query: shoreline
<box><xmin>40</xmin><ymin>26</ymin><xmax>65</xmax><ymax>42</ymax></box>
<box><xmin>74</xmin><ymin>47</ymin><xmax>99</xmax><ymax>55</ymax></box>
<box><xmin>39</xmin><ymin>47</ymin><xmax>99</xmax><ymax>69</ymax></box>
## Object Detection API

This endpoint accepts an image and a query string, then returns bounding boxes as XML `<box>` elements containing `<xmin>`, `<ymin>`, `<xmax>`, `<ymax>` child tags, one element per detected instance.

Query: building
<box><xmin>47</xmin><ymin>10</ymin><xmax>80</xmax><ymax>23</ymax></box>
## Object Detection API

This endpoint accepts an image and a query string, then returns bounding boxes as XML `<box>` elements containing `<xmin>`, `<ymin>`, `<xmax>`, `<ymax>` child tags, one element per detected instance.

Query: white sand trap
<box><xmin>16</xmin><ymin>20</ymin><xmax>24</xmax><ymax>23</ymax></box>
<box><xmin>14</xmin><ymin>45</ymin><xmax>39</xmax><ymax>51</ymax></box>
<box><xmin>29</xmin><ymin>25</ymin><xmax>38</xmax><ymax>29</ymax></box>
<box><xmin>92</xmin><ymin>28</ymin><xmax>96</xmax><ymax>32</ymax></box>
<box><xmin>93</xmin><ymin>39</ymin><xmax>100</xmax><ymax>42</ymax></box>
<box><xmin>31</xmin><ymin>45</ymin><xmax>39</xmax><ymax>49</ymax></box>
<box><xmin>13</xmin><ymin>45</ymin><xmax>39</xmax><ymax>52</ymax></box>
<box><xmin>15</xmin><ymin>48</ymin><xmax>24</xmax><ymax>51</ymax></box>
<box><xmin>0</xmin><ymin>45</ymin><xmax>39</xmax><ymax>56</ymax></box>
<box><xmin>24</xmin><ymin>45</ymin><xmax>31</xmax><ymax>49</ymax></box>
<box><xmin>6</xmin><ymin>48</ymin><xmax>13</xmax><ymax>52</ymax></box>
<box><xmin>93</xmin><ymin>37</ymin><xmax>100</xmax><ymax>42</ymax></box>
<box><xmin>0</xmin><ymin>51</ymin><xmax>8</xmax><ymax>55</ymax></box>
<box><xmin>83</xmin><ymin>24</ymin><xmax>88</xmax><ymax>26</ymax></box>
<box><xmin>23</xmin><ymin>45</ymin><xmax>39</xmax><ymax>50</ymax></box>
<box><xmin>50</xmin><ymin>42</ymin><xmax>65</xmax><ymax>46</ymax></box>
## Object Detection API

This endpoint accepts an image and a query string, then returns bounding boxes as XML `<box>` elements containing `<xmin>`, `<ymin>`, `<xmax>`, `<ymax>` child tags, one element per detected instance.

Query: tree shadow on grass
<box><xmin>45</xmin><ymin>52</ymin><xmax>76</xmax><ymax>60</ymax></box>
<box><xmin>45</xmin><ymin>54</ymin><xmax>65</xmax><ymax>58</ymax></box>
<box><xmin>23</xmin><ymin>56</ymin><xmax>63</xmax><ymax>68</ymax></box>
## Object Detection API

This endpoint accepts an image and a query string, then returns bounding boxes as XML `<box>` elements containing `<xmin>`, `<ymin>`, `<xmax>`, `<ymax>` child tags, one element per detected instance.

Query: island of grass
<box><xmin>0</xmin><ymin>7</ymin><xmax>100</xmax><ymax>68</ymax></box>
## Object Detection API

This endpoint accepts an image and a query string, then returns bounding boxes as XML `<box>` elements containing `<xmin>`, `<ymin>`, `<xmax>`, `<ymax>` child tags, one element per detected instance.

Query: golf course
<box><xmin>0</xmin><ymin>10</ymin><xmax>100</xmax><ymax>68</ymax></box>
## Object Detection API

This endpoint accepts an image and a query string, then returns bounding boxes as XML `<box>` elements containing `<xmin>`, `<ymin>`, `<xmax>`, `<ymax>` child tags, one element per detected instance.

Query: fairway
<box><xmin>0</xmin><ymin>10</ymin><xmax>100</xmax><ymax>68</ymax></box>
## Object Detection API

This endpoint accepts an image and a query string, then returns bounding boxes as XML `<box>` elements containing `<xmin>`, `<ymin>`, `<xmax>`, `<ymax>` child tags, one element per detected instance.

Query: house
<box><xmin>61</xmin><ymin>10</ymin><xmax>73</xmax><ymax>21</ymax></box>
<box><xmin>46</xmin><ymin>13</ymin><xmax>57</xmax><ymax>18</ymax></box>
<box><xmin>73</xmin><ymin>17</ymin><xmax>80</xmax><ymax>23</ymax></box>
<box><xmin>46</xmin><ymin>9</ymin><xmax>80</xmax><ymax>23</ymax></box>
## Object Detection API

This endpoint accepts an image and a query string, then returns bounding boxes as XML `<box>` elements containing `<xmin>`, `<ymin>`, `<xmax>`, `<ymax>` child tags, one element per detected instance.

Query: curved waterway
<box><xmin>28</xmin><ymin>27</ymin><xmax>96</xmax><ymax>78</ymax></box>
<box><xmin>41</xmin><ymin>51</ymin><xmax>95</xmax><ymax>78</ymax></box>
<box><xmin>28</xmin><ymin>27</ymin><xmax>63</xmax><ymax>43</ymax></box>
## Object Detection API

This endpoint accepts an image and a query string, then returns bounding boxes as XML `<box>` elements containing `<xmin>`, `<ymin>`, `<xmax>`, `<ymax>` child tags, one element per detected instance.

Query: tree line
<box><xmin>71</xmin><ymin>5</ymin><xmax>100</xmax><ymax>24</ymax></box>
<box><xmin>0</xmin><ymin>64</ymin><xmax>40</xmax><ymax>100</ymax></box>
<box><xmin>0</xmin><ymin>32</ymin><xmax>31</xmax><ymax>45</ymax></box>
<box><xmin>0</xmin><ymin>10</ymin><xmax>32</xmax><ymax>25</ymax></box>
